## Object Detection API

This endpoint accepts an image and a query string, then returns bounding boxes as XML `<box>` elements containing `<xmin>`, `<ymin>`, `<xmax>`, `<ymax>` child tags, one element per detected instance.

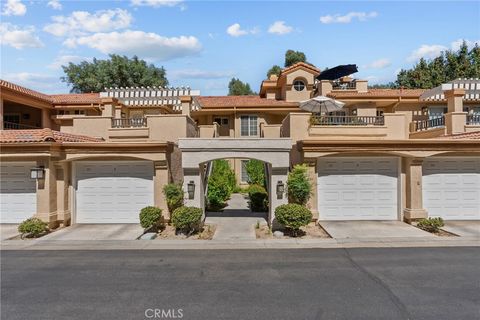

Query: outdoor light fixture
<box><xmin>187</xmin><ymin>181</ymin><xmax>195</xmax><ymax>199</ymax></box>
<box><xmin>276</xmin><ymin>181</ymin><xmax>285</xmax><ymax>199</ymax></box>
<box><xmin>30</xmin><ymin>166</ymin><xmax>45</xmax><ymax>180</ymax></box>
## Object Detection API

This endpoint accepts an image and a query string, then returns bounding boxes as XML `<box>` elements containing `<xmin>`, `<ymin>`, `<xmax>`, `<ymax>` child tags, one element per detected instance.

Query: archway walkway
<box><xmin>178</xmin><ymin>138</ymin><xmax>292</xmax><ymax>224</ymax></box>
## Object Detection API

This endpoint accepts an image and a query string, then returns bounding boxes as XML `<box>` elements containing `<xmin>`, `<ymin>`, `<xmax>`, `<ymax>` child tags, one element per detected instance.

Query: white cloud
<box><xmin>268</xmin><ymin>21</ymin><xmax>293</xmax><ymax>35</ymax></box>
<box><xmin>451</xmin><ymin>38</ymin><xmax>480</xmax><ymax>51</ymax></box>
<box><xmin>320</xmin><ymin>11</ymin><xmax>378</xmax><ymax>24</ymax></box>
<box><xmin>169</xmin><ymin>69</ymin><xmax>234</xmax><ymax>80</ymax></box>
<box><xmin>2</xmin><ymin>72</ymin><xmax>59</xmax><ymax>91</ymax></box>
<box><xmin>2</xmin><ymin>0</ymin><xmax>26</xmax><ymax>16</ymax></box>
<box><xmin>47</xmin><ymin>0</ymin><xmax>62</xmax><ymax>10</ymax></box>
<box><xmin>130</xmin><ymin>0</ymin><xmax>182</xmax><ymax>7</ymax></box>
<box><xmin>44</xmin><ymin>9</ymin><xmax>132</xmax><ymax>37</ymax></box>
<box><xmin>65</xmin><ymin>30</ymin><xmax>202</xmax><ymax>61</ymax></box>
<box><xmin>48</xmin><ymin>55</ymin><xmax>90</xmax><ymax>69</ymax></box>
<box><xmin>407</xmin><ymin>44</ymin><xmax>448</xmax><ymax>62</ymax></box>
<box><xmin>227</xmin><ymin>23</ymin><xmax>248</xmax><ymax>37</ymax></box>
<box><xmin>0</xmin><ymin>23</ymin><xmax>43</xmax><ymax>49</ymax></box>
<box><xmin>363</xmin><ymin>58</ymin><xmax>391</xmax><ymax>69</ymax></box>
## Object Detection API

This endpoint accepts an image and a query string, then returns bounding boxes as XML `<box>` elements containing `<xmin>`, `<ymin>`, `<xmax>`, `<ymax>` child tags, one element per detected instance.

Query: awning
<box><xmin>420</xmin><ymin>78</ymin><xmax>480</xmax><ymax>101</ymax></box>
<box><xmin>316</xmin><ymin>64</ymin><xmax>358</xmax><ymax>81</ymax></box>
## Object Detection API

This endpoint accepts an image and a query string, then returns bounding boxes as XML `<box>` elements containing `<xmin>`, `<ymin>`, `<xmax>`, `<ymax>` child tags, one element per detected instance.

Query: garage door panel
<box><xmin>318</xmin><ymin>157</ymin><xmax>398</xmax><ymax>220</ymax></box>
<box><xmin>423</xmin><ymin>158</ymin><xmax>480</xmax><ymax>220</ymax></box>
<box><xmin>0</xmin><ymin>162</ymin><xmax>37</xmax><ymax>223</ymax></box>
<box><xmin>76</xmin><ymin>161</ymin><xmax>153</xmax><ymax>224</ymax></box>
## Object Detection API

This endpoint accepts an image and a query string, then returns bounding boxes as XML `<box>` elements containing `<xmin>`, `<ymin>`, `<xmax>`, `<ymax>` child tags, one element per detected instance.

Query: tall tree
<box><xmin>228</xmin><ymin>78</ymin><xmax>255</xmax><ymax>95</ymax></box>
<box><xmin>394</xmin><ymin>41</ymin><xmax>479</xmax><ymax>89</ymax></box>
<box><xmin>61</xmin><ymin>54</ymin><xmax>168</xmax><ymax>93</ymax></box>
<box><xmin>284</xmin><ymin>49</ymin><xmax>307</xmax><ymax>67</ymax></box>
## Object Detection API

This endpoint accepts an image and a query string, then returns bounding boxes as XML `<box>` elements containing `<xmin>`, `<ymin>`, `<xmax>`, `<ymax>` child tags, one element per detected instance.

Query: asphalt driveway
<box><xmin>0</xmin><ymin>224</ymin><xmax>19</xmax><ymax>240</ymax></box>
<box><xmin>320</xmin><ymin>221</ymin><xmax>434</xmax><ymax>239</ymax></box>
<box><xmin>38</xmin><ymin>224</ymin><xmax>144</xmax><ymax>240</ymax></box>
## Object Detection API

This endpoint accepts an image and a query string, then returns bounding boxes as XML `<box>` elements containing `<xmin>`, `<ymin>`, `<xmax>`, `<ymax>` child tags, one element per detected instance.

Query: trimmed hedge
<box><xmin>275</xmin><ymin>204</ymin><xmax>312</xmax><ymax>237</ymax></box>
<box><xmin>245</xmin><ymin>159</ymin><xmax>265</xmax><ymax>187</ymax></box>
<box><xmin>287</xmin><ymin>164</ymin><xmax>312</xmax><ymax>205</ymax></box>
<box><xmin>18</xmin><ymin>217</ymin><xmax>48</xmax><ymax>238</ymax></box>
<box><xmin>171</xmin><ymin>206</ymin><xmax>203</xmax><ymax>234</ymax></box>
<box><xmin>162</xmin><ymin>183</ymin><xmax>184</xmax><ymax>213</ymax></box>
<box><xmin>248</xmin><ymin>184</ymin><xmax>268</xmax><ymax>212</ymax></box>
<box><xmin>417</xmin><ymin>217</ymin><xmax>444</xmax><ymax>233</ymax></box>
<box><xmin>139</xmin><ymin>206</ymin><xmax>164</xmax><ymax>230</ymax></box>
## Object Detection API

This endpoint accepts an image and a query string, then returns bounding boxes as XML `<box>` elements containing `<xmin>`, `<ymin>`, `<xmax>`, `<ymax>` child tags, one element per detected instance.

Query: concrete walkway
<box><xmin>442</xmin><ymin>221</ymin><xmax>480</xmax><ymax>238</ymax></box>
<box><xmin>0</xmin><ymin>224</ymin><xmax>19</xmax><ymax>240</ymax></box>
<box><xmin>320</xmin><ymin>221</ymin><xmax>435</xmax><ymax>239</ymax></box>
<box><xmin>38</xmin><ymin>224</ymin><xmax>144</xmax><ymax>241</ymax></box>
<box><xmin>205</xmin><ymin>193</ymin><xmax>267</xmax><ymax>240</ymax></box>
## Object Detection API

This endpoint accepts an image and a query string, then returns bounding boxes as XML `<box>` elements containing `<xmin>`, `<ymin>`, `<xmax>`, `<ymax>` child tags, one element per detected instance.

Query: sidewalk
<box><xmin>2</xmin><ymin>236</ymin><xmax>478</xmax><ymax>251</ymax></box>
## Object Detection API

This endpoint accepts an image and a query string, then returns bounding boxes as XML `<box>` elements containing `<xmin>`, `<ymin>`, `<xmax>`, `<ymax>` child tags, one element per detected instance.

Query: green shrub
<box><xmin>287</xmin><ymin>164</ymin><xmax>312</xmax><ymax>205</ymax></box>
<box><xmin>275</xmin><ymin>204</ymin><xmax>312</xmax><ymax>237</ymax></box>
<box><xmin>171</xmin><ymin>206</ymin><xmax>203</xmax><ymax>234</ymax></box>
<box><xmin>245</xmin><ymin>159</ymin><xmax>265</xmax><ymax>187</ymax></box>
<box><xmin>18</xmin><ymin>218</ymin><xmax>48</xmax><ymax>238</ymax></box>
<box><xmin>207</xmin><ymin>160</ymin><xmax>236</xmax><ymax>206</ymax></box>
<box><xmin>162</xmin><ymin>183</ymin><xmax>184</xmax><ymax>213</ymax></box>
<box><xmin>139</xmin><ymin>206</ymin><xmax>164</xmax><ymax>230</ymax></box>
<box><xmin>248</xmin><ymin>184</ymin><xmax>268</xmax><ymax>212</ymax></box>
<box><xmin>417</xmin><ymin>217</ymin><xmax>444</xmax><ymax>233</ymax></box>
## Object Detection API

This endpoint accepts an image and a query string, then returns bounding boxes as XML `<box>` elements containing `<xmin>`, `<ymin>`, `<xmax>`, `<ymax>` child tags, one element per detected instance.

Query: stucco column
<box><xmin>403</xmin><ymin>157</ymin><xmax>428</xmax><ymax>222</ymax></box>
<box><xmin>114</xmin><ymin>105</ymin><xmax>122</xmax><ymax>119</ymax></box>
<box><xmin>183</xmin><ymin>167</ymin><xmax>204</xmax><ymax>213</ymax></box>
<box><xmin>55</xmin><ymin>162</ymin><xmax>71</xmax><ymax>226</ymax></box>
<box><xmin>269</xmin><ymin>167</ymin><xmax>288</xmax><ymax>224</ymax></box>
<box><xmin>41</xmin><ymin>108</ymin><xmax>51</xmax><ymax>129</ymax></box>
<box><xmin>153</xmin><ymin>160</ymin><xmax>169</xmax><ymax>219</ymax></box>
<box><xmin>445</xmin><ymin>88</ymin><xmax>466</xmax><ymax>134</ymax></box>
<box><xmin>180</xmin><ymin>96</ymin><xmax>192</xmax><ymax>116</ymax></box>
<box><xmin>305</xmin><ymin>158</ymin><xmax>318</xmax><ymax>220</ymax></box>
<box><xmin>35</xmin><ymin>159</ymin><xmax>58</xmax><ymax>227</ymax></box>
<box><xmin>101</xmin><ymin>98</ymin><xmax>118</xmax><ymax>117</ymax></box>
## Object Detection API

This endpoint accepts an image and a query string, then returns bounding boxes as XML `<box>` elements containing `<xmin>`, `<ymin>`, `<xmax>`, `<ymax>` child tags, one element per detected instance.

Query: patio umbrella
<box><xmin>299</xmin><ymin>96</ymin><xmax>345</xmax><ymax>114</ymax></box>
<box><xmin>316</xmin><ymin>64</ymin><xmax>358</xmax><ymax>81</ymax></box>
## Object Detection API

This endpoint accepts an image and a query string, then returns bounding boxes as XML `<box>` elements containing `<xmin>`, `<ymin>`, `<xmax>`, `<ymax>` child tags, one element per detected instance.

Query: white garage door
<box><xmin>318</xmin><ymin>157</ymin><xmax>399</xmax><ymax>220</ymax></box>
<box><xmin>0</xmin><ymin>162</ymin><xmax>37</xmax><ymax>223</ymax></box>
<box><xmin>75</xmin><ymin>161</ymin><xmax>154</xmax><ymax>223</ymax></box>
<box><xmin>423</xmin><ymin>158</ymin><xmax>480</xmax><ymax>220</ymax></box>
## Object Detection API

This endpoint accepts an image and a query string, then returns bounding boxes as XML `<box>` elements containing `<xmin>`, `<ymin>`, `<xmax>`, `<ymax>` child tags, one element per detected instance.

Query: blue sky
<box><xmin>0</xmin><ymin>0</ymin><xmax>478</xmax><ymax>95</ymax></box>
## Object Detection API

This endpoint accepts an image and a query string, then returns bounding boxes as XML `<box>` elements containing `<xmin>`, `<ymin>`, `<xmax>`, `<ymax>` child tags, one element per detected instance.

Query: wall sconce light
<box><xmin>276</xmin><ymin>181</ymin><xmax>285</xmax><ymax>199</ymax></box>
<box><xmin>187</xmin><ymin>180</ymin><xmax>195</xmax><ymax>200</ymax></box>
<box><xmin>30</xmin><ymin>166</ymin><xmax>45</xmax><ymax>180</ymax></box>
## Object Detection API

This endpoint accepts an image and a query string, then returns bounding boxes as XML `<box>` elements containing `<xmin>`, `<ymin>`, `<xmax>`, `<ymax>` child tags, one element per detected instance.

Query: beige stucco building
<box><xmin>1</xmin><ymin>62</ymin><xmax>479</xmax><ymax>227</ymax></box>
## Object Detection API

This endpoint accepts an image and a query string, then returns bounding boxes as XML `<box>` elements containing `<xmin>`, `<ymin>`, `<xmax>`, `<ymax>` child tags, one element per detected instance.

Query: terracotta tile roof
<box><xmin>0</xmin><ymin>79</ymin><xmax>53</xmax><ymax>103</ymax></box>
<box><xmin>0</xmin><ymin>128</ymin><xmax>103</xmax><ymax>143</ymax></box>
<box><xmin>197</xmin><ymin>96</ymin><xmax>299</xmax><ymax>108</ymax></box>
<box><xmin>281</xmin><ymin>62</ymin><xmax>320</xmax><ymax>75</ymax></box>
<box><xmin>436</xmin><ymin>131</ymin><xmax>480</xmax><ymax>140</ymax></box>
<box><xmin>327</xmin><ymin>88</ymin><xmax>426</xmax><ymax>99</ymax></box>
<box><xmin>51</xmin><ymin>93</ymin><xmax>101</xmax><ymax>105</ymax></box>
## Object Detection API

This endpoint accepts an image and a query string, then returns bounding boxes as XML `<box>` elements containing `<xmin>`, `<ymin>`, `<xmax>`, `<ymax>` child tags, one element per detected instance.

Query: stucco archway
<box><xmin>178</xmin><ymin>138</ymin><xmax>292</xmax><ymax>223</ymax></box>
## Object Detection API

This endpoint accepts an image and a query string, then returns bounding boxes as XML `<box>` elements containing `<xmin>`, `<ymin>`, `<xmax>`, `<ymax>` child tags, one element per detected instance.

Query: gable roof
<box><xmin>0</xmin><ymin>79</ymin><xmax>53</xmax><ymax>103</ymax></box>
<box><xmin>0</xmin><ymin>128</ymin><xmax>103</xmax><ymax>143</ymax></box>
<box><xmin>281</xmin><ymin>62</ymin><xmax>320</xmax><ymax>76</ymax></box>
<box><xmin>197</xmin><ymin>96</ymin><xmax>299</xmax><ymax>108</ymax></box>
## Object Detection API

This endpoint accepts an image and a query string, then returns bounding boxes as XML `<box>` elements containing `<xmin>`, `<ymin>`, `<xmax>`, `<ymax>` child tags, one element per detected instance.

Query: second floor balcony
<box><xmin>310</xmin><ymin>115</ymin><xmax>384</xmax><ymax>126</ymax></box>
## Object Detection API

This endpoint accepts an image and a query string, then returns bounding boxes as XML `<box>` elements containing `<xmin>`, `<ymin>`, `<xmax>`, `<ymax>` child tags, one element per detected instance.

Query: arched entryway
<box><xmin>178</xmin><ymin>138</ymin><xmax>291</xmax><ymax>224</ymax></box>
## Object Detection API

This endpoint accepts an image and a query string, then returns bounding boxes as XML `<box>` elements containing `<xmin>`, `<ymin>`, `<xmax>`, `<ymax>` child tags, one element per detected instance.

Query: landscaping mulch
<box><xmin>411</xmin><ymin>223</ymin><xmax>458</xmax><ymax>237</ymax></box>
<box><xmin>155</xmin><ymin>224</ymin><xmax>216</xmax><ymax>240</ymax></box>
<box><xmin>255</xmin><ymin>222</ymin><xmax>331</xmax><ymax>239</ymax></box>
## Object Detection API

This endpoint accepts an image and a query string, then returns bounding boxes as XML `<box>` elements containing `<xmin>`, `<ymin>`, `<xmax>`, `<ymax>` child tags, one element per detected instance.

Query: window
<box><xmin>74</xmin><ymin>110</ymin><xmax>85</xmax><ymax>115</ymax></box>
<box><xmin>376</xmin><ymin>110</ymin><xmax>384</xmax><ymax>117</ymax></box>
<box><xmin>214</xmin><ymin>117</ymin><xmax>229</xmax><ymax>126</ymax></box>
<box><xmin>240</xmin><ymin>115</ymin><xmax>258</xmax><ymax>136</ymax></box>
<box><xmin>293</xmin><ymin>79</ymin><xmax>306</xmax><ymax>91</ymax></box>
<box><xmin>241</xmin><ymin>160</ymin><xmax>249</xmax><ymax>183</ymax></box>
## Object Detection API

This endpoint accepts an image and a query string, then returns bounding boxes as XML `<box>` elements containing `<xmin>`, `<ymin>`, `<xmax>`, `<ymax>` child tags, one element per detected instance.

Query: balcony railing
<box><xmin>413</xmin><ymin>116</ymin><xmax>445</xmax><ymax>131</ymax></box>
<box><xmin>111</xmin><ymin>118</ymin><xmax>147</xmax><ymax>128</ymax></box>
<box><xmin>332</xmin><ymin>81</ymin><xmax>356</xmax><ymax>90</ymax></box>
<box><xmin>310</xmin><ymin>115</ymin><xmax>384</xmax><ymax>126</ymax></box>
<box><xmin>2</xmin><ymin>122</ymin><xmax>41</xmax><ymax>130</ymax></box>
<box><xmin>467</xmin><ymin>114</ymin><xmax>480</xmax><ymax>125</ymax></box>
